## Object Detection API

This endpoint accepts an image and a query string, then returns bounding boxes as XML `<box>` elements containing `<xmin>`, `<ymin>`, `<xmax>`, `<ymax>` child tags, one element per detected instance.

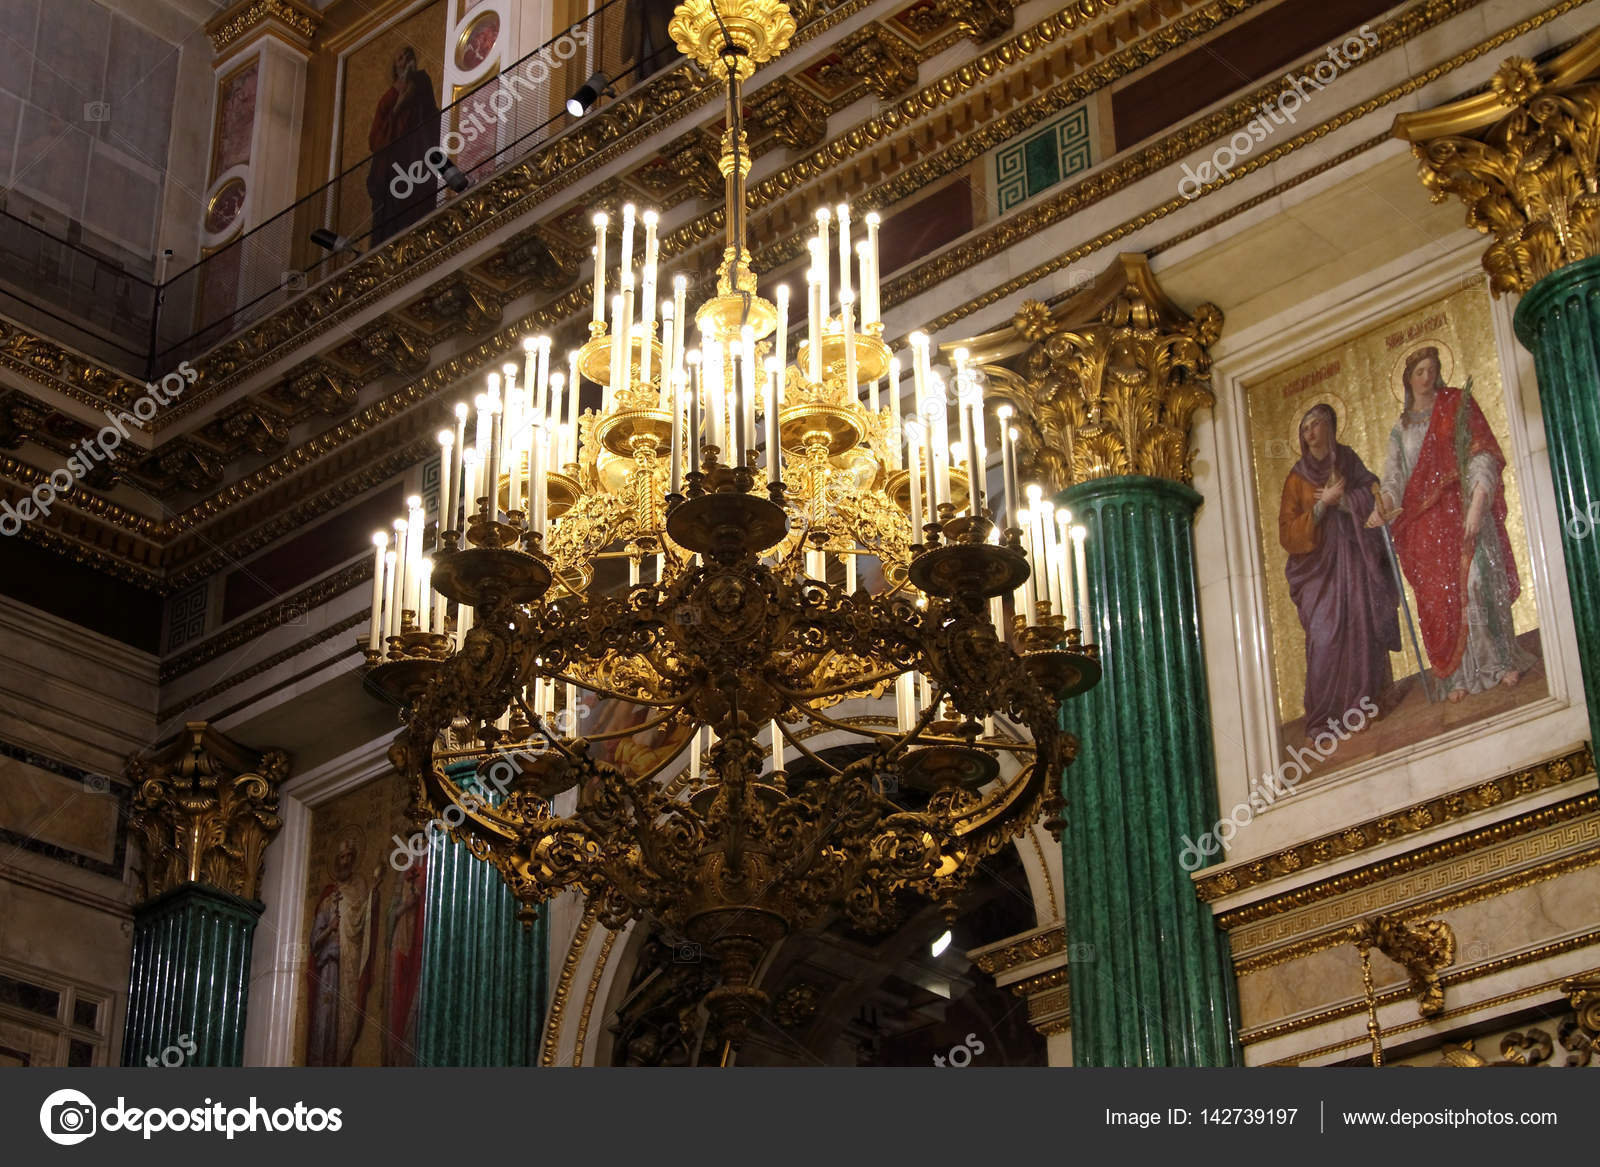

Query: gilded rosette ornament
<box><xmin>126</xmin><ymin>721</ymin><xmax>290</xmax><ymax>902</ymax></box>
<box><xmin>668</xmin><ymin>0</ymin><xmax>796</xmax><ymax>79</ymax></box>
<box><xmin>959</xmin><ymin>254</ymin><xmax>1220</xmax><ymax>490</ymax></box>
<box><xmin>1393</xmin><ymin>32</ymin><xmax>1600</xmax><ymax>295</ymax></box>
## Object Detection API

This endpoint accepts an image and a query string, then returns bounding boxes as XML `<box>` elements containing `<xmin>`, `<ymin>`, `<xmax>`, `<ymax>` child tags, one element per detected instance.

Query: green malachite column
<box><xmin>414</xmin><ymin>760</ymin><xmax>548</xmax><ymax>1066</ymax></box>
<box><xmin>1058</xmin><ymin>475</ymin><xmax>1242</xmax><ymax>1066</ymax></box>
<box><xmin>1514</xmin><ymin>256</ymin><xmax>1600</xmax><ymax>745</ymax></box>
<box><xmin>120</xmin><ymin>722</ymin><xmax>287</xmax><ymax>1068</ymax></box>
<box><xmin>121</xmin><ymin>886</ymin><xmax>261</xmax><ymax>1067</ymax></box>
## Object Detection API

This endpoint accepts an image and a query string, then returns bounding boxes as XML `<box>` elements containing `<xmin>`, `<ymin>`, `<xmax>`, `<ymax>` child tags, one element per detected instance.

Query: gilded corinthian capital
<box><xmin>954</xmin><ymin>254</ymin><xmax>1220</xmax><ymax>491</ymax></box>
<box><xmin>1393</xmin><ymin>32</ymin><xmax>1600</xmax><ymax>296</ymax></box>
<box><xmin>126</xmin><ymin>722</ymin><xmax>289</xmax><ymax>903</ymax></box>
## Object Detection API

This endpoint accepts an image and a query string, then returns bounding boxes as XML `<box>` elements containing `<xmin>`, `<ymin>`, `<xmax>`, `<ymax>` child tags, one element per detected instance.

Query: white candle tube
<box><xmin>461</xmin><ymin>447</ymin><xmax>479</xmax><ymax>531</ymax></box>
<box><xmin>450</xmin><ymin>403</ymin><xmax>467</xmax><ymax>533</ymax></box>
<box><xmin>775</xmin><ymin>284</ymin><xmax>789</xmax><ymax>378</ymax></box>
<box><xmin>382</xmin><ymin>549</ymin><xmax>399</xmax><ymax>647</ymax></box>
<box><xmin>806</xmin><ymin>262</ymin><xmax>822</xmax><ymax>383</ymax></box>
<box><xmin>620</xmin><ymin>203</ymin><xmax>635</xmax><ymax>284</ymax></box>
<box><xmin>1072</xmin><ymin>525</ymin><xmax>1089</xmax><ymax>633</ymax></box>
<box><xmin>657</xmin><ymin>301</ymin><xmax>674</xmax><ymax>406</ymax></box>
<box><xmin>688</xmin><ymin>352</ymin><xmax>703</xmax><ymax>475</ymax></box>
<box><xmin>437</xmin><ymin>430</ymin><xmax>455</xmax><ymax>545</ymax></box>
<box><xmin>929</xmin><ymin>378</ymin><xmax>949</xmax><ymax>512</ymax></box>
<box><xmin>1017</xmin><ymin>507</ymin><xmax>1037</xmax><ymax>625</ymax></box>
<box><xmin>457</xmin><ymin>601</ymin><xmax>473</xmax><ymax>650</ymax></box>
<box><xmin>473</xmin><ymin>394</ymin><xmax>491</xmax><ymax>507</ymax></box>
<box><xmin>392</xmin><ymin>517</ymin><xmax>409</xmax><ymax>626</ymax></box>
<box><xmin>536</xmin><ymin>337</ymin><xmax>551</xmax><ymax>419</ymax></box>
<box><xmin>641</xmin><ymin>209</ymin><xmax>659</xmax><ymax>336</ymax></box>
<box><xmin>406</xmin><ymin>497</ymin><xmax>423</xmax><ymax>614</ymax></box>
<box><xmin>690</xmin><ymin>726</ymin><xmax>702</xmax><ymax>781</ymax></box>
<box><xmin>997</xmin><ymin>408</ymin><xmax>1016</xmax><ymax>527</ymax></box>
<box><xmin>741</xmin><ymin>324</ymin><xmax>757</xmax><ymax>465</ymax></box>
<box><xmin>534</xmin><ymin>425</ymin><xmax>549</xmax><ymax>534</ymax></box>
<box><xmin>908</xmin><ymin>433</ymin><xmax>924</xmax><ymax>544</ymax></box>
<box><xmin>957</xmin><ymin>389</ymin><xmax>974</xmax><ymax>510</ymax></box>
<box><xmin>889</xmin><ymin>356</ymin><xmax>903</xmax><ymax>469</ymax></box>
<box><xmin>566</xmin><ymin>350</ymin><xmax>581</xmax><ymax>464</ymax></box>
<box><xmin>864</xmin><ymin>212</ymin><xmax>881</xmax><ymax>324</ymax></box>
<box><xmin>815</xmin><ymin>207</ymin><xmax>831</xmax><ymax>320</ymax></box>
<box><xmin>591</xmin><ymin>213</ymin><xmax>607</xmax><ymax>324</ymax></box>
<box><xmin>608</xmin><ymin>293</ymin><xmax>624</xmax><ymax>407</ymax></box>
<box><xmin>964</xmin><ymin>403</ymin><xmax>982</xmax><ymax>516</ymax></box>
<box><xmin>845</xmin><ymin>550</ymin><xmax>856</xmax><ymax>593</ymax></box>
<box><xmin>764</xmin><ymin>358</ymin><xmax>782</xmax><ymax>485</ymax></box>
<box><xmin>771</xmin><ymin>719</ymin><xmax>784</xmax><ymax>772</ymax></box>
<box><xmin>619</xmin><ymin>278</ymin><xmax>635</xmax><ymax>393</ymax></box>
<box><xmin>706</xmin><ymin>338</ymin><xmax>725</xmax><ymax>457</ymax></box>
<box><xmin>368</xmin><ymin>532</ymin><xmax>388</xmax><ymax>650</ymax></box>
<box><xmin>629</xmin><ymin>555</ymin><xmax>640</xmax><ymax>586</ymax></box>
<box><xmin>841</xmin><ymin>292</ymin><xmax>857</xmax><ymax>403</ymax></box>
<box><xmin>486</xmin><ymin>379</ymin><xmax>503</xmax><ymax>519</ymax></box>
<box><xmin>909</xmin><ymin>333</ymin><xmax>928</xmax><ymax>429</ymax></box>
<box><xmin>547</xmin><ymin>372</ymin><xmax>564</xmax><ymax>449</ymax></box>
<box><xmin>565</xmin><ymin>682</ymin><xmax>578</xmax><ymax>735</ymax></box>
<box><xmin>672</xmin><ymin>275</ymin><xmax>688</xmax><ymax>377</ymax></box>
<box><xmin>1055</xmin><ymin>509</ymin><xmax>1076</xmax><ymax>626</ymax></box>
<box><xmin>670</xmin><ymin>369</ymin><xmax>684</xmax><ymax>495</ymax></box>
<box><xmin>836</xmin><ymin>203</ymin><xmax>852</xmax><ymax>301</ymax></box>
<box><xmin>856</xmin><ymin>239</ymin><xmax>873</xmax><ymax>329</ymax></box>
<box><xmin>417</xmin><ymin>557</ymin><xmax>433</xmax><ymax>637</ymax></box>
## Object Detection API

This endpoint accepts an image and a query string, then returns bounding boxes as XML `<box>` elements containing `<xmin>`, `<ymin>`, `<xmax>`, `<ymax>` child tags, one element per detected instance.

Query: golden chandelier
<box><xmin>362</xmin><ymin>0</ymin><xmax>1100</xmax><ymax>1040</ymax></box>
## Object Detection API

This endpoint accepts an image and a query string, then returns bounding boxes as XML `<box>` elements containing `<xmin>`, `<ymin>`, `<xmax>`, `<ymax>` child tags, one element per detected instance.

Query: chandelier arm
<box><xmin>768</xmin><ymin>669</ymin><xmax>903</xmax><ymax>702</ymax></box>
<box><xmin>575</xmin><ymin>697</ymin><xmax>693</xmax><ymax>744</ymax></box>
<box><xmin>544</xmin><ymin>670</ymin><xmax>687</xmax><ymax>710</ymax></box>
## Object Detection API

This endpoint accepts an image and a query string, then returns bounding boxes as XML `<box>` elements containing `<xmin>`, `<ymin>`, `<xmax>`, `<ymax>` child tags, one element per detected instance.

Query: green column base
<box><xmin>1515</xmin><ymin>255</ymin><xmax>1600</xmax><ymax>746</ymax></box>
<box><xmin>414</xmin><ymin>760</ymin><xmax>548</xmax><ymax>1066</ymax></box>
<box><xmin>121</xmin><ymin>883</ymin><xmax>262</xmax><ymax>1067</ymax></box>
<box><xmin>1057</xmin><ymin>475</ymin><xmax>1242</xmax><ymax>1066</ymax></box>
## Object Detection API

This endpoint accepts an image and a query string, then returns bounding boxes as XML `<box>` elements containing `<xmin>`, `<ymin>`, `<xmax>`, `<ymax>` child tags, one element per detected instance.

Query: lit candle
<box><xmin>997</xmin><ymin>408</ymin><xmax>1017</xmax><ymax>528</ymax></box>
<box><xmin>547</xmin><ymin>372</ymin><xmax>564</xmax><ymax>452</ymax></box>
<box><xmin>461</xmin><ymin>446</ymin><xmax>479</xmax><ymax>529</ymax></box>
<box><xmin>888</xmin><ymin>356</ymin><xmax>902</xmax><ymax>469</ymax></box>
<box><xmin>417</xmin><ymin>557</ymin><xmax>433</xmax><ymax>637</ymax></box>
<box><xmin>533</xmin><ymin>424</ymin><xmax>549</xmax><ymax>535</ymax></box>
<box><xmin>526</xmin><ymin>418</ymin><xmax>542</xmax><ymax>534</ymax></box>
<box><xmin>672</xmin><ymin>275</ymin><xmax>688</xmax><ymax>377</ymax></box>
<box><xmin>653</xmin><ymin>300</ymin><xmax>671</xmax><ymax>406</ymax></box>
<box><xmin>368</xmin><ymin>532</ymin><xmax>388</xmax><ymax>650</ymax></box>
<box><xmin>640</xmin><ymin>209</ymin><xmax>659</xmax><ymax>343</ymax></box>
<box><xmin>619</xmin><ymin>276</ymin><xmax>635</xmax><ymax>393</ymax></box>
<box><xmin>392</xmin><ymin>517</ymin><xmax>409</xmax><ymax>627</ymax></box>
<box><xmin>473</xmin><ymin>393</ymin><xmax>491</xmax><ymax>508</ymax></box>
<box><xmin>864</xmin><ymin>212</ymin><xmax>881</xmax><ymax>324</ymax></box>
<box><xmin>437</xmin><ymin>429</ymin><xmax>455</xmax><ymax>546</ymax></box>
<box><xmin>764</xmin><ymin>357</ymin><xmax>782</xmax><ymax>486</ymax></box>
<box><xmin>815</xmin><ymin>207</ymin><xmax>831</xmax><ymax>319</ymax></box>
<box><xmin>907</xmin><ymin>431</ymin><xmax>924</xmax><ymax>545</ymax></box>
<box><xmin>836</xmin><ymin>203</ymin><xmax>852</xmax><ymax>303</ymax></box>
<box><xmin>706</xmin><ymin>336</ymin><xmax>725</xmax><ymax>457</ymax></box>
<box><xmin>406</xmin><ymin>496</ymin><xmax>424</xmax><ymax>616</ymax></box>
<box><xmin>929</xmin><ymin>376</ymin><xmax>949</xmax><ymax>512</ymax></box>
<box><xmin>382</xmin><ymin>548</ymin><xmax>399</xmax><ymax>646</ymax></box>
<box><xmin>450</xmin><ymin>402</ymin><xmax>467</xmax><ymax>535</ymax></box>
<box><xmin>620</xmin><ymin>203</ymin><xmax>636</xmax><ymax>284</ymax></box>
<box><xmin>856</xmin><ymin>239</ymin><xmax>873</xmax><ymax>331</ymax></box>
<box><xmin>964</xmin><ymin>404</ymin><xmax>982</xmax><ymax>516</ymax></box>
<box><xmin>740</xmin><ymin>324</ymin><xmax>757</xmax><ymax>467</ymax></box>
<box><xmin>1072</xmin><ymin>525</ymin><xmax>1090</xmax><ymax>634</ymax></box>
<box><xmin>591</xmin><ymin>212</ymin><xmax>607</xmax><ymax>324</ymax></box>
<box><xmin>486</xmin><ymin>377</ymin><xmax>503</xmax><ymax>519</ymax></box>
<box><xmin>1056</xmin><ymin>508</ymin><xmax>1076</xmax><ymax>626</ymax></box>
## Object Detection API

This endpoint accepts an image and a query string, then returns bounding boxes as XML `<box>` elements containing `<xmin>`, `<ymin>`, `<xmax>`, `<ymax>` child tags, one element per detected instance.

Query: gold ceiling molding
<box><xmin>542</xmin><ymin>903</ymin><xmax>600</xmax><ymax>1067</ymax></box>
<box><xmin>1026</xmin><ymin>829</ymin><xmax>1059</xmax><ymax>920</ymax></box>
<box><xmin>206</xmin><ymin>0</ymin><xmax>322</xmax><ymax>58</ymax></box>
<box><xmin>971</xmin><ymin>927</ymin><xmax>1066</xmax><ymax>975</ymax></box>
<box><xmin>1232</xmin><ymin>821</ymin><xmax>1600</xmax><ymax>972</ymax></box>
<box><xmin>126</xmin><ymin>721</ymin><xmax>290</xmax><ymax>902</ymax></box>
<box><xmin>0</xmin><ymin>0</ymin><xmax>1557</xmax><ymax>587</ymax></box>
<box><xmin>1394</xmin><ymin>31</ymin><xmax>1600</xmax><ymax>295</ymax></box>
<box><xmin>1249</xmin><ymin>948</ymin><xmax>1600</xmax><ymax>1056</ymax></box>
<box><xmin>1202</xmin><ymin>743</ymin><xmax>1594</xmax><ymax>910</ymax></box>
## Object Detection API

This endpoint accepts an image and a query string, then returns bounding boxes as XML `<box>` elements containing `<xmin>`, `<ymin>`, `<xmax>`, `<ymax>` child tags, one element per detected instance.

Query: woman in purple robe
<box><xmin>1277</xmin><ymin>403</ymin><xmax>1400</xmax><ymax>732</ymax></box>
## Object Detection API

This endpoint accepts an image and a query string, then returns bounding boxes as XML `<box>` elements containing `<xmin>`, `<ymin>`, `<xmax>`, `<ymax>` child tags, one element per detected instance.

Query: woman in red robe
<box><xmin>1366</xmin><ymin>346</ymin><xmax>1535</xmax><ymax>701</ymax></box>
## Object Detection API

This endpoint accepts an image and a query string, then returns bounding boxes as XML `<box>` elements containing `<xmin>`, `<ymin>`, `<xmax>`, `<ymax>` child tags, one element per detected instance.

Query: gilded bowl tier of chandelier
<box><xmin>364</xmin><ymin>0</ymin><xmax>1101</xmax><ymax>1041</ymax></box>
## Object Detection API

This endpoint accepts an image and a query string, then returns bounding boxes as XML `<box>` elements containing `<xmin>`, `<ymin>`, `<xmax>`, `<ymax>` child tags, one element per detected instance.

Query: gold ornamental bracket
<box><xmin>1353</xmin><ymin>913</ymin><xmax>1456</xmax><ymax>1019</ymax></box>
<box><xmin>1392</xmin><ymin>31</ymin><xmax>1600</xmax><ymax>296</ymax></box>
<box><xmin>125</xmin><ymin>721</ymin><xmax>290</xmax><ymax>903</ymax></box>
<box><xmin>668</xmin><ymin>0</ymin><xmax>797</xmax><ymax>79</ymax></box>
<box><xmin>948</xmin><ymin>253</ymin><xmax>1221</xmax><ymax>492</ymax></box>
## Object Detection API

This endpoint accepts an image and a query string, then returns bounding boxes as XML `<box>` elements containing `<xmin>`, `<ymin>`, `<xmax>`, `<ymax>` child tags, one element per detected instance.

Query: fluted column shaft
<box><xmin>1057</xmin><ymin>474</ymin><xmax>1241</xmax><ymax>1066</ymax></box>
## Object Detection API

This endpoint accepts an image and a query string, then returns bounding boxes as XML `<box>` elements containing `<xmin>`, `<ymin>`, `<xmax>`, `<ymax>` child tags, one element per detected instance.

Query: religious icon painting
<box><xmin>1242</xmin><ymin>281</ymin><xmax>1546</xmax><ymax>790</ymax></box>
<box><xmin>296</xmin><ymin>771</ymin><xmax>426</xmax><ymax>1066</ymax></box>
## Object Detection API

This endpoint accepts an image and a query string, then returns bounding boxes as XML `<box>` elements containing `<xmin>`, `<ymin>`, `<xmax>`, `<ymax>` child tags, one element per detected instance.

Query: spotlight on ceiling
<box><xmin>309</xmin><ymin>227</ymin><xmax>360</xmax><ymax>257</ymax></box>
<box><xmin>930</xmin><ymin>930</ymin><xmax>952</xmax><ymax>958</ymax></box>
<box><xmin>436</xmin><ymin>161</ymin><xmax>470</xmax><ymax>193</ymax></box>
<box><xmin>566</xmin><ymin>71</ymin><xmax>612</xmax><ymax>117</ymax></box>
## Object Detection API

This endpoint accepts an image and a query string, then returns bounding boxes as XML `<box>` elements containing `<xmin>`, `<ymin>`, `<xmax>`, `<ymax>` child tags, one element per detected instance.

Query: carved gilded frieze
<box><xmin>126</xmin><ymin>721</ymin><xmax>289</xmax><ymax>903</ymax></box>
<box><xmin>1394</xmin><ymin>32</ymin><xmax>1600</xmax><ymax>295</ymax></box>
<box><xmin>206</xmin><ymin>0</ymin><xmax>321</xmax><ymax>56</ymax></box>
